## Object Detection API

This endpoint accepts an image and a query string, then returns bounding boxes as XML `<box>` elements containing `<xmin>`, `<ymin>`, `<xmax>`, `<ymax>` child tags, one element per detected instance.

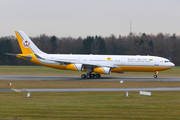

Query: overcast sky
<box><xmin>0</xmin><ymin>0</ymin><xmax>180</xmax><ymax>38</ymax></box>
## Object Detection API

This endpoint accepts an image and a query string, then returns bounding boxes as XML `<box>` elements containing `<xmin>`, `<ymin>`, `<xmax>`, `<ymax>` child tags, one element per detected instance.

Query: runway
<box><xmin>0</xmin><ymin>76</ymin><xmax>180</xmax><ymax>82</ymax></box>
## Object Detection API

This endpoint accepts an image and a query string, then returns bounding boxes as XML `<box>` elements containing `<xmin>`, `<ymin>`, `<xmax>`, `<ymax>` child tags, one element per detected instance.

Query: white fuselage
<box><xmin>35</xmin><ymin>54</ymin><xmax>174</xmax><ymax>73</ymax></box>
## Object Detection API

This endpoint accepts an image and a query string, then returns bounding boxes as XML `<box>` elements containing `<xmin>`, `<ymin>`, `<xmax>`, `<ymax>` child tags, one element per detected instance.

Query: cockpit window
<box><xmin>164</xmin><ymin>61</ymin><xmax>170</xmax><ymax>63</ymax></box>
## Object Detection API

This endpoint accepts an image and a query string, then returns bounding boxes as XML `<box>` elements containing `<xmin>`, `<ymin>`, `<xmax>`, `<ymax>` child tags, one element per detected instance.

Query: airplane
<box><xmin>6</xmin><ymin>31</ymin><xmax>175</xmax><ymax>79</ymax></box>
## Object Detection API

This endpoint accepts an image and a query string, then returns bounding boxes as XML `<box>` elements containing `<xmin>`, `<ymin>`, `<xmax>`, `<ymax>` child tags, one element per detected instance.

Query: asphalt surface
<box><xmin>20</xmin><ymin>87</ymin><xmax>180</xmax><ymax>92</ymax></box>
<box><xmin>0</xmin><ymin>76</ymin><xmax>180</xmax><ymax>81</ymax></box>
<box><xmin>0</xmin><ymin>89</ymin><xmax>14</xmax><ymax>92</ymax></box>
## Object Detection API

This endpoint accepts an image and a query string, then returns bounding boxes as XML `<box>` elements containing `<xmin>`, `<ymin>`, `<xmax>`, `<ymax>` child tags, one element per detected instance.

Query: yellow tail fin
<box><xmin>15</xmin><ymin>31</ymin><xmax>45</xmax><ymax>54</ymax></box>
<box><xmin>15</xmin><ymin>31</ymin><xmax>33</xmax><ymax>54</ymax></box>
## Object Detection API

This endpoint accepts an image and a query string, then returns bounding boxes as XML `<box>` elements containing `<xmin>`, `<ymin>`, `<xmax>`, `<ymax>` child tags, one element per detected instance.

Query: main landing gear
<box><xmin>153</xmin><ymin>71</ymin><xmax>158</xmax><ymax>78</ymax></box>
<box><xmin>81</xmin><ymin>73</ymin><xmax>101</xmax><ymax>79</ymax></box>
<box><xmin>81</xmin><ymin>67</ymin><xmax>101</xmax><ymax>79</ymax></box>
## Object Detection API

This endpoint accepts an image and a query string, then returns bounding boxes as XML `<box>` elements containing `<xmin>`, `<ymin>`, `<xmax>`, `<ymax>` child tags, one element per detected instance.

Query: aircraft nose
<box><xmin>170</xmin><ymin>62</ymin><xmax>175</xmax><ymax>67</ymax></box>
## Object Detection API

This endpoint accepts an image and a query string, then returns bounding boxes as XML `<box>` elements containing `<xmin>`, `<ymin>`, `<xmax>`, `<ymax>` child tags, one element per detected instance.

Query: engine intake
<box><xmin>66</xmin><ymin>64</ymin><xmax>83</xmax><ymax>71</ymax></box>
<box><xmin>94</xmin><ymin>67</ymin><xmax>111</xmax><ymax>74</ymax></box>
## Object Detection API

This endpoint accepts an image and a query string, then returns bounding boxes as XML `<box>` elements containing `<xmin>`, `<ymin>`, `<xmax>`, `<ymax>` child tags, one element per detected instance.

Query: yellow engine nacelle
<box><xmin>66</xmin><ymin>64</ymin><xmax>83</xmax><ymax>71</ymax></box>
<box><xmin>94</xmin><ymin>67</ymin><xmax>111</xmax><ymax>74</ymax></box>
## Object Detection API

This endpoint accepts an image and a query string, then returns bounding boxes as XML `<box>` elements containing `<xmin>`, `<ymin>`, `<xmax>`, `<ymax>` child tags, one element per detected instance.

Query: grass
<box><xmin>0</xmin><ymin>65</ymin><xmax>81</xmax><ymax>76</ymax></box>
<box><xmin>0</xmin><ymin>65</ymin><xmax>180</xmax><ymax>77</ymax></box>
<box><xmin>1</xmin><ymin>92</ymin><xmax>180</xmax><ymax>120</ymax></box>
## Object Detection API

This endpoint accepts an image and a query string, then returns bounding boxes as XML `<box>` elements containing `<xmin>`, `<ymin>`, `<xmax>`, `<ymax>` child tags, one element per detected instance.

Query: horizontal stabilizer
<box><xmin>5</xmin><ymin>53</ymin><xmax>32</xmax><ymax>60</ymax></box>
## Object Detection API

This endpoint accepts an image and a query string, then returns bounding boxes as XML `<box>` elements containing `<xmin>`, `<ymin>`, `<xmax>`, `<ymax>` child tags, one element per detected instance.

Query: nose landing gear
<box><xmin>154</xmin><ymin>71</ymin><xmax>158</xmax><ymax>78</ymax></box>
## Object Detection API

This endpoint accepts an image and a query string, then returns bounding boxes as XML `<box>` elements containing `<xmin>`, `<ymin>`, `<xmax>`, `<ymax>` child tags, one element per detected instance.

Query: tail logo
<box><xmin>23</xmin><ymin>40</ymin><xmax>30</xmax><ymax>47</ymax></box>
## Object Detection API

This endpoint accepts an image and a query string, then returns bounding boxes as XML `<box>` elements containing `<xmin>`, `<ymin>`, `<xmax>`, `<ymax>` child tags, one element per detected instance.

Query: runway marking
<box><xmin>11</xmin><ymin>88</ymin><xmax>21</xmax><ymax>92</ymax></box>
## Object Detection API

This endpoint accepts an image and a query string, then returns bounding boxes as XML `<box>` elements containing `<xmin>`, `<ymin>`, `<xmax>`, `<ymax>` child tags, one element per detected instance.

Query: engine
<box><xmin>93</xmin><ymin>67</ymin><xmax>111</xmax><ymax>74</ymax></box>
<box><xmin>66</xmin><ymin>64</ymin><xmax>83</xmax><ymax>71</ymax></box>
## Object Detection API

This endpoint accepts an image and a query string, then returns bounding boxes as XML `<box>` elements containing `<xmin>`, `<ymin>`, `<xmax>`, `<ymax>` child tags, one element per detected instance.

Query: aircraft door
<box><xmin>121</xmin><ymin>58</ymin><xmax>125</xmax><ymax>65</ymax></box>
<box><xmin>154</xmin><ymin>58</ymin><xmax>159</xmax><ymax>66</ymax></box>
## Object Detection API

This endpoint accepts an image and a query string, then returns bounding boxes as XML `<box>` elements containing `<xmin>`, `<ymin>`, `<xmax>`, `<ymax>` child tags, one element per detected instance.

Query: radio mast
<box><xmin>129</xmin><ymin>20</ymin><xmax>133</xmax><ymax>37</ymax></box>
<box><xmin>130</xmin><ymin>20</ymin><xmax>132</xmax><ymax>33</ymax></box>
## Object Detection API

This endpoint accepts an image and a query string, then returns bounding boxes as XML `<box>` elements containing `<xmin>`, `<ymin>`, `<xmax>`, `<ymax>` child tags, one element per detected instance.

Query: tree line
<box><xmin>0</xmin><ymin>32</ymin><xmax>180</xmax><ymax>65</ymax></box>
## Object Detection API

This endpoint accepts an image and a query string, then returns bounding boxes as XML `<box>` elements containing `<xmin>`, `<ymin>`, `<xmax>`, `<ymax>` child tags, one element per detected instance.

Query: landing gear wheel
<box><xmin>154</xmin><ymin>74</ymin><xmax>157</xmax><ymax>78</ymax></box>
<box><xmin>86</xmin><ymin>74</ymin><xmax>91</xmax><ymax>79</ymax></box>
<box><xmin>99</xmin><ymin>74</ymin><xmax>101</xmax><ymax>78</ymax></box>
<box><xmin>94</xmin><ymin>75</ymin><xmax>97</xmax><ymax>79</ymax></box>
<box><xmin>81</xmin><ymin>74</ymin><xmax>86</xmax><ymax>79</ymax></box>
<box><xmin>91</xmin><ymin>74</ymin><xmax>95</xmax><ymax>78</ymax></box>
<box><xmin>96</xmin><ymin>74</ymin><xmax>101</xmax><ymax>78</ymax></box>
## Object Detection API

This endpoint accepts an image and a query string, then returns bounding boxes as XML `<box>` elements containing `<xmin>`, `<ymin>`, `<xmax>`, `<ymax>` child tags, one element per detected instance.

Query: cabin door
<box><xmin>154</xmin><ymin>58</ymin><xmax>159</xmax><ymax>66</ymax></box>
<box><xmin>121</xmin><ymin>58</ymin><xmax>125</xmax><ymax>65</ymax></box>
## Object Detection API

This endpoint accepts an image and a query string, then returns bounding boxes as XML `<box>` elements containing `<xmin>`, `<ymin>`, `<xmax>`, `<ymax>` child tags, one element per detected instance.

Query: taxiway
<box><xmin>1</xmin><ymin>87</ymin><xmax>180</xmax><ymax>92</ymax></box>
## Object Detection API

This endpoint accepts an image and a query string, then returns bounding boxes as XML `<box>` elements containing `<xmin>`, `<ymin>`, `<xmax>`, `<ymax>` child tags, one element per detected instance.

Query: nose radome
<box><xmin>171</xmin><ymin>62</ymin><xmax>175</xmax><ymax>67</ymax></box>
